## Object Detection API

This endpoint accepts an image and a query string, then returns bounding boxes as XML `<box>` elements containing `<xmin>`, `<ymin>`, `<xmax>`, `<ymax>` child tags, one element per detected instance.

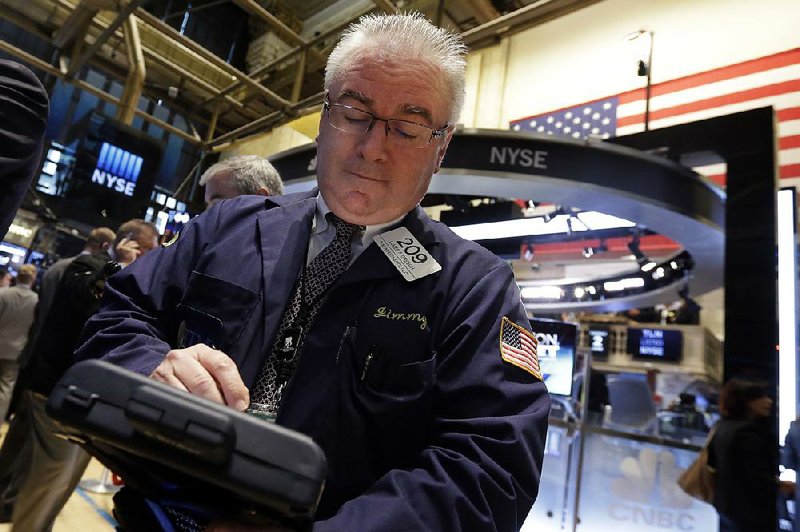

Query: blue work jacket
<box><xmin>76</xmin><ymin>190</ymin><xmax>551</xmax><ymax>531</ymax></box>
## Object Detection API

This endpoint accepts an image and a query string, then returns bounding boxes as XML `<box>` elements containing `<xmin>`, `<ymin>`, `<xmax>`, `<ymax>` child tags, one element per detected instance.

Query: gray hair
<box><xmin>324</xmin><ymin>12</ymin><xmax>468</xmax><ymax>124</ymax></box>
<box><xmin>200</xmin><ymin>155</ymin><xmax>284</xmax><ymax>196</ymax></box>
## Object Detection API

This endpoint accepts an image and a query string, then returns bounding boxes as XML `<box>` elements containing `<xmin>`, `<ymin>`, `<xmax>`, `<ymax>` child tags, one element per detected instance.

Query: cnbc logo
<box><xmin>91</xmin><ymin>142</ymin><xmax>143</xmax><ymax>197</ymax></box>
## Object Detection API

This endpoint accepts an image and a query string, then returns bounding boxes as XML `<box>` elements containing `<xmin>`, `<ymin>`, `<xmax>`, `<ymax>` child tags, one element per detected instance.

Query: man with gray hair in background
<box><xmin>199</xmin><ymin>154</ymin><xmax>284</xmax><ymax>208</ymax></box>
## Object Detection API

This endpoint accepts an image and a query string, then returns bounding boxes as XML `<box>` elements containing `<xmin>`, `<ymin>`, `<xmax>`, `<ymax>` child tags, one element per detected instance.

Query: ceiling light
<box><xmin>604</xmin><ymin>277</ymin><xmax>645</xmax><ymax>292</ymax></box>
<box><xmin>520</xmin><ymin>286</ymin><xmax>564</xmax><ymax>299</ymax></box>
<box><xmin>450</xmin><ymin>210</ymin><xmax>635</xmax><ymax>241</ymax></box>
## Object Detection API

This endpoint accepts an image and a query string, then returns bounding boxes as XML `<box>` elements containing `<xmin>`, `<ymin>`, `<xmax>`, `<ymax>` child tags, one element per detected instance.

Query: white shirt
<box><xmin>308</xmin><ymin>194</ymin><xmax>404</xmax><ymax>266</ymax></box>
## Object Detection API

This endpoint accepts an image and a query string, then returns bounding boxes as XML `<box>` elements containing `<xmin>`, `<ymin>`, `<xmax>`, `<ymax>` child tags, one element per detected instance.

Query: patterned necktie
<box><xmin>249</xmin><ymin>213</ymin><xmax>364</xmax><ymax>420</ymax></box>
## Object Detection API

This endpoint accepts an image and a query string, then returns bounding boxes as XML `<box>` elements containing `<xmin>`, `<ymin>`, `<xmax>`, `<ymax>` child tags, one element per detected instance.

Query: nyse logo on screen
<box><xmin>533</xmin><ymin>332</ymin><xmax>559</xmax><ymax>359</ymax></box>
<box><xmin>91</xmin><ymin>142</ymin><xmax>143</xmax><ymax>197</ymax></box>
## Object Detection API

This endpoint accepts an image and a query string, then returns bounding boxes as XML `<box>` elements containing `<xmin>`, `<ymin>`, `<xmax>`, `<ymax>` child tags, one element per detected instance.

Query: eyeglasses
<box><xmin>323</xmin><ymin>101</ymin><xmax>450</xmax><ymax>149</ymax></box>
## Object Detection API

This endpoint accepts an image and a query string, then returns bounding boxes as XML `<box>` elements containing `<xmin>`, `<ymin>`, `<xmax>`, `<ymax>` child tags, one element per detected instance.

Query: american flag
<box><xmin>499</xmin><ymin>317</ymin><xmax>541</xmax><ymax>380</ymax></box>
<box><xmin>510</xmin><ymin>47</ymin><xmax>800</xmax><ymax>188</ymax></box>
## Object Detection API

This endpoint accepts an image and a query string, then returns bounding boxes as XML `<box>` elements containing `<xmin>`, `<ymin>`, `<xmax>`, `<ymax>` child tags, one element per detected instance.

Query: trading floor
<box><xmin>0</xmin><ymin>426</ymin><xmax>114</xmax><ymax>531</ymax></box>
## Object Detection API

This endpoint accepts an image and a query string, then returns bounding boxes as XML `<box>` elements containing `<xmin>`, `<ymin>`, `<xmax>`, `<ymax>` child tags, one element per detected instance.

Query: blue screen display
<box><xmin>626</xmin><ymin>328</ymin><xmax>683</xmax><ymax>362</ymax></box>
<box><xmin>530</xmin><ymin>318</ymin><xmax>578</xmax><ymax>396</ymax></box>
<box><xmin>91</xmin><ymin>142</ymin><xmax>143</xmax><ymax>197</ymax></box>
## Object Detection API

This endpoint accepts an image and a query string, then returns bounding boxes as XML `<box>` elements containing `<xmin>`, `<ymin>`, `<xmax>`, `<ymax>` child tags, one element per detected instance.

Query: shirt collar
<box><xmin>314</xmin><ymin>193</ymin><xmax>405</xmax><ymax>244</ymax></box>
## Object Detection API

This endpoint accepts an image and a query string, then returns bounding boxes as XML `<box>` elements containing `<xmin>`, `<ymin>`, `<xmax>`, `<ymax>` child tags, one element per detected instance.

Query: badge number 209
<box><xmin>395</xmin><ymin>237</ymin><xmax>428</xmax><ymax>264</ymax></box>
<box><xmin>375</xmin><ymin>227</ymin><xmax>441</xmax><ymax>282</ymax></box>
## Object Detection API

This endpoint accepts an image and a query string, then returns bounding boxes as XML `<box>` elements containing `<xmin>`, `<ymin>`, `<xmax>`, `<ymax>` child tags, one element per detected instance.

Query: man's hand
<box><xmin>114</xmin><ymin>236</ymin><xmax>142</xmax><ymax>265</ymax></box>
<box><xmin>150</xmin><ymin>343</ymin><xmax>249</xmax><ymax>411</ymax></box>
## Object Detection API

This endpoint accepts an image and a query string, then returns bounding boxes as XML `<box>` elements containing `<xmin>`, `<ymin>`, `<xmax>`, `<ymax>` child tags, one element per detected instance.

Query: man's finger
<box><xmin>196</xmin><ymin>349</ymin><xmax>249</xmax><ymax>411</ymax></box>
<box><xmin>154</xmin><ymin>345</ymin><xmax>225</xmax><ymax>404</ymax></box>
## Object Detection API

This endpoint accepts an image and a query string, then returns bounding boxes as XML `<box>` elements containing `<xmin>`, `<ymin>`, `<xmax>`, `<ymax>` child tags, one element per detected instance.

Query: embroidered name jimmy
<box><xmin>373</xmin><ymin>306</ymin><xmax>428</xmax><ymax>330</ymax></box>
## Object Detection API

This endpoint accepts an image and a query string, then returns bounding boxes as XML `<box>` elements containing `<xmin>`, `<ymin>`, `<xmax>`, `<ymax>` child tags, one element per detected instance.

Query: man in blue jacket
<box><xmin>76</xmin><ymin>12</ymin><xmax>550</xmax><ymax>531</ymax></box>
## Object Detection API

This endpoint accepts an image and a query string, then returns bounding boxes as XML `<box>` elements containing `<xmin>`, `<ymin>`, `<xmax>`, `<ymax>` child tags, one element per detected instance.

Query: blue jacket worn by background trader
<box><xmin>76</xmin><ymin>190</ymin><xmax>551</xmax><ymax>531</ymax></box>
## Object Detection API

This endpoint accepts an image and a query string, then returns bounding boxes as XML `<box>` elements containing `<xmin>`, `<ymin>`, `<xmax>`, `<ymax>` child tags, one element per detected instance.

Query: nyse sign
<box><xmin>489</xmin><ymin>146</ymin><xmax>548</xmax><ymax>170</ymax></box>
<box><xmin>90</xmin><ymin>142</ymin><xmax>143</xmax><ymax>197</ymax></box>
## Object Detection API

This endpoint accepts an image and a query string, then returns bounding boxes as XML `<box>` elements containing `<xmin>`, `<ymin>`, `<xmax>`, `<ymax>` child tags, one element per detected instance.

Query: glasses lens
<box><xmin>326</xmin><ymin>103</ymin><xmax>440</xmax><ymax>148</ymax></box>
<box><xmin>328</xmin><ymin>105</ymin><xmax>372</xmax><ymax>134</ymax></box>
<box><xmin>387</xmin><ymin>120</ymin><xmax>432</xmax><ymax>148</ymax></box>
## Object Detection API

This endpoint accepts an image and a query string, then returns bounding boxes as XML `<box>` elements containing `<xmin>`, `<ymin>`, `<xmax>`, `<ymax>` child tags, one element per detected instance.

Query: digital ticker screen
<box><xmin>587</xmin><ymin>325</ymin><xmax>610</xmax><ymax>360</ymax></box>
<box><xmin>529</xmin><ymin>318</ymin><xmax>578</xmax><ymax>396</ymax></box>
<box><xmin>90</xmin><ymin>142</ymin><xmax>144</xmax><ymax>197</ymax></box>
<box><xmin>626</xmin><ymin>327</ymin><xmax>683</xmax><ymax>362</ymax></box>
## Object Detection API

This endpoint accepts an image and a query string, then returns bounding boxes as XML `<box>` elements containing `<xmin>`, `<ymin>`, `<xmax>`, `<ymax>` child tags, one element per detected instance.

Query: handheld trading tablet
<box><xmin>46</xmin><ymin>359</ymin><xmax>327</xmax><ymax>528</ymax></box>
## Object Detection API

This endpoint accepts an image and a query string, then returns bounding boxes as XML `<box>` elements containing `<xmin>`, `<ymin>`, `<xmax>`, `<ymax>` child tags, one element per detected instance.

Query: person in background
<box><xmin>199</xmin><ymin>154</ymin><xmax>284</xmax><ymax>208</ymax></box>
<box><xmin>782</xmin><ymin>416</ymin><xmax>800</xmax><ymax>531</ymax></box>
<box><xmin>8</xmin><ymin>220</ymin><xmax>157</xmax><ymax>532</ymax></box>
<box><xmin>0</xmin><ymin>60</ymin><xmax>49</xmax><ymax>240</ymax></box>
<box><xmin>76</xmin><ymin>12</ymin><xmax>550</xmax><ymax>531</ymax></box>
<box><xmin>0</xmin><ymin>226</ymin><xmax>115</xmax><ymax>522</ymax></box>
<box><xmin>0</xmin><ymin>264</ymin><xmax>38</xmax><ymax>420</ymax></box>
<box><xmin>708</xmin><ymin>379</ymin><xmax>795</xmax><ymax>532</ymax></box>
<box><xmin>0</xmin><ymin>268</ymin><xmax>11</xmax><ymax>288</ymax></box>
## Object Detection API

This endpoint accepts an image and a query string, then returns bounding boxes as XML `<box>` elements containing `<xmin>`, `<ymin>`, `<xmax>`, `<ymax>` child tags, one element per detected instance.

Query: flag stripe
<box><xmin>503</xmin><ymin>344</ymin><xmax>540</xmax><ymax>369</ymax></box>
<box><xmin>619</xmin><ymin>80</ymin><xmax>800</xmax><ymax>127</ymax></box>
<box><xmin>780</xmin><ymin>135</ymin><xmax>800</xmax><ymax>150</ymax></box>
<box><xmin>510</xmin><ymin>47</ymin><xmax>800</xmax><ymax>185</ymax></box>
<box><xmin>618</xmin><ymin>48</ymin><xmax>800</xmax><ymax>105</ymax></box>
<box><xmin>617</xmin><ymin>92</ymin><xmax>800</xmax><ymax>135</ymax></box>
<box><xmin>782</xmin><ymin>164</ymin><xmax>800</xmax><ymax>179</ymax></box>
<box><xmin>620</xmin><ymin>63</ymin><xmax>800</xmax><ymax>117</ymax></box>
<box><xmin>779</xmin><ymin>107</ymin><xmax>800</xmax><ymax>121</ymax></box>
<box><xmin>501</xmin><ymin>345</ymin><xmax>540</xmax><ymax>373</ymax></box>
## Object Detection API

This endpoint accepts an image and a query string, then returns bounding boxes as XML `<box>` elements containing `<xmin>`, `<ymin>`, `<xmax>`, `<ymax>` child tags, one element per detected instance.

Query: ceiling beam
<box><xmin>134</xmin><ymin>7</ymin><xmax>292</xmax><ymax>110</ymax></box>
<box><xmin>371</xmin><ymin>0</ymin><xmax>398</xmax><ymax>14</ymax></box>
<box><xmin>65</xmin><ymin>0</ymin><xmax>148</xmax><ymax>79</ymax></box>
<box><xmin>231</xmin><ymin>0</ymin><xmax>306</xmax><ymax>46</ymax></box>
<box><xmin>460</xmin><ymin>0</ymin><xmax>600</xmax><ymax>49</ymax></box>
<box><xmin>0</xmin><ymin>37</ymin><xmax>201</xmax><ymax>143</ymax></box>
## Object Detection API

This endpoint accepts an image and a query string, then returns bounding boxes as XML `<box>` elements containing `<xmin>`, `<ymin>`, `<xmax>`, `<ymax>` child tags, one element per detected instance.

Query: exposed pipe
<box><xmin>65</xmin><ymin>0</ymin><xmax>148</xmax><ymax>79</ymax></box>
<box><xmin>117</xmin><ymin>15</ymin><xmax>145</xmax><ymax>125</ymax></box>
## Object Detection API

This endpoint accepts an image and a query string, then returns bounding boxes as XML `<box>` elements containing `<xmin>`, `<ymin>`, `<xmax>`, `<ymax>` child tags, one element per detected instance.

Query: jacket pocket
<box><xmin>176</xmin><ymin>271</ymin><xmax>261</xmax><ymax>353</ymax></box>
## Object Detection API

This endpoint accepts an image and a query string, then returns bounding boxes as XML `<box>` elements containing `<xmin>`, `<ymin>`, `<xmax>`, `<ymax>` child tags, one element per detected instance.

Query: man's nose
<box><xmin>357</xmin><ymin>118</ymin><xmax>391</xmax><ymax>161</ymax></box>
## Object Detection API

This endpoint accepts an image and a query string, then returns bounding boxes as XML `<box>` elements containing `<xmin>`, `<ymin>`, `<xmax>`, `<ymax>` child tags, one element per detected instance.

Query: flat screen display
<box><xmin>627</xmin><ymin>327</ymin><xmax>683</xmax><ymax>362</ymax></box>
<box><xmin>530</xmin><ymin>318</ymin><xmax>578</xmax><ymax>396</ymax></box>
<box><xmin>0</xmin><ymin>241</ymin><xmax>28</xmax><ymax>276</ymax></box>
<box><xmin>587</xmin><ymin>325</ymin><xmax>610</xmax><ymax>360</ymax></box>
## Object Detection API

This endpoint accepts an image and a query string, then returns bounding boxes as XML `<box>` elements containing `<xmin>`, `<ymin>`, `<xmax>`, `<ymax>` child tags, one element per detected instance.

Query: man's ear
<box><xmin>255</xmin><ymin>187</ymin><xmax>270</xmax><ymax>197</ymax></box>
<box><xmin>433</xmin><ymin>128</ymin><xmax>455</xmax><ymax>174</ymax></box>
<box><xmin>100</xmin><ymin>241</ymin><xmax>111</xmax><ymax>251</ymax></box>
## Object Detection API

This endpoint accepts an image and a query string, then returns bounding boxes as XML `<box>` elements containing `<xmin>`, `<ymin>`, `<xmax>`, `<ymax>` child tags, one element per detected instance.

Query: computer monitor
<box><xmin>587</xmin><ymin>325</ymin><xmax>610</xmax><ymax>360</ymax></box>
<box><xmin>529</xmin><ymin>318</ymin><xmax>578</xmax><ymax>396</ymax></box>
<box><xmin>626</xmin><ymin>327</ymin><xmax>683</xmax><ymax>363</ymax></box>
<box><xmin>0</xmin><ymin>241</ymin><xmax>28</xmax><ymax>276</ymax></box>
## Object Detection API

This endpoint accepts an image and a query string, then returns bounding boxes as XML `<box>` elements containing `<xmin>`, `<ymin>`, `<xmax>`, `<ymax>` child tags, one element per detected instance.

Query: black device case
<box><xmin>46</xmin><ymin>359</ymin><xmax>327</xmax><ymax>527</ymax></box>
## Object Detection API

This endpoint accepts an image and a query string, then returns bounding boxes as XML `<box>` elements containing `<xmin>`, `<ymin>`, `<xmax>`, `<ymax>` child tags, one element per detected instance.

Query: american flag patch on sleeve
<box><xmin>499</xmin><ymin>317</ymin><xmax>541</xmax><ymax>380</ymax></box>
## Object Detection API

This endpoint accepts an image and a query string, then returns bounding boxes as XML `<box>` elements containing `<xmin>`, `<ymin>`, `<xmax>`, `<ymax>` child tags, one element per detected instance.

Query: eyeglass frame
<box><xmin>322</xmin><ymin>98</ymin><xmax>451</xmax><ymax>147</ymax></box>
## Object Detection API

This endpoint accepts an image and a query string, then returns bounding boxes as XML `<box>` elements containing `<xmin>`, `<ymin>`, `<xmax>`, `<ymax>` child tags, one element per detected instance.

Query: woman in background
<box><xmin>709</xmin><ymin>379</ymin><xmax>794</xmax><ymax>531</ymax></box>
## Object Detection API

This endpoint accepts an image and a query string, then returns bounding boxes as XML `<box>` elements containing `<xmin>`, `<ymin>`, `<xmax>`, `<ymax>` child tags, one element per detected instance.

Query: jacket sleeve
<box><xmin>74</xmin><ymin>206</ymin><xmax>225</xmax><ymax>376</ymax></box>
<box><xmin>782</xmin><ymin>422</ymin><xmax>800</xmax><ymax>470</ymax></box>
<box><xmin>315</xmin><ymin>262</ymin><xmax>551</xmax><ymax>532</ymax></box>
<box><xmin>0</xmin><ymin>60</ymin><xmax>49</xmax><ymax>238</ymax></box>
